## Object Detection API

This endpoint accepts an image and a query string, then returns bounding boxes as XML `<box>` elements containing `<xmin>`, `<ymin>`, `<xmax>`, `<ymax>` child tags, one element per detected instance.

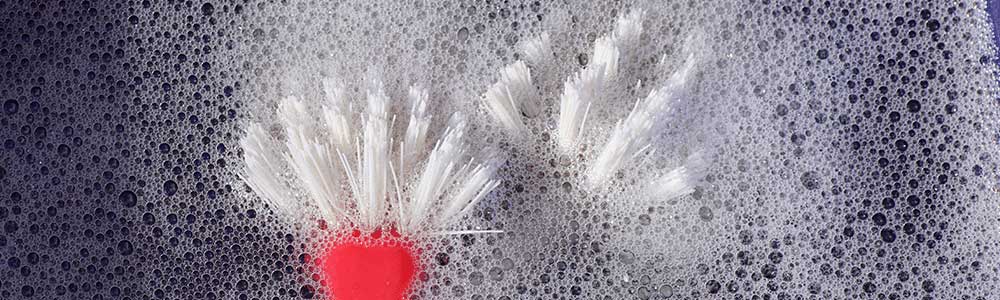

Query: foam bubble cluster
<box><xmin>1</xmin><ymin>0</ymin><xmax>999</xmax><ymax>299</ymax></box>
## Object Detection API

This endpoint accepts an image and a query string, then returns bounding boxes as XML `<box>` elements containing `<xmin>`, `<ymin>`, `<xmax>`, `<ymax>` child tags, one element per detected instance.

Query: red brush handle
<box><xmin>321</xmin><ymin>229</ymin><xmax>419</xmax><ymax>300</ymax></box>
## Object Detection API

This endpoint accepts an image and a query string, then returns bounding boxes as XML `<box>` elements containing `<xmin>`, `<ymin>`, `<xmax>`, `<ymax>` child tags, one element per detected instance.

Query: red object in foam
<box><xmin>321</xmin><ymin>229</ymin><xmax>418</xmax><ymax>300</ymax></box>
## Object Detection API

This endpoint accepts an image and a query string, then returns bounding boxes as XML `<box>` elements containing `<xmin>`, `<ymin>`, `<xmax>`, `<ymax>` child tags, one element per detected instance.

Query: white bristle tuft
<box><xmin>611</xmin><ymin>9</ymin><xmax>645</xmax><ymax>49</ymax></box>
<box><xmin>352</xmin><ymin>80</ymin><xmax>392</xmax><ymax>229</ymax></box>
<box><xmin>648</xmin><ymin>152</ymin><xmax>707</xmax><ymax>200</ymax></box>
<box><xmin>400</xmin><ymin>85</ymin><xmax>431</xmax><ymax>179</ymax></box>
<box><xmin>321</xmin><ymin>77</ymin><xmax>354</xmax><ymax>156</ymax></box>
<box><xmin>587</xmin><ymin>33</ymin><xmax>702</xmax><ymax>187</ymax></box>
<box><xmin>503</xmin><ymin>61</ymin><xmax>539</xmax><ymax>117</ymax></box>
<box><xmin>557</xmin><ymin>10</ymin><xmax>645</xmax><ymax>152</ymax></box>
<box><xmin>483</xmin><ymin>60</ymin><xmax>534</xmax><ymax>135</ymax></box>
<box><xmin>240</xmin><ymin>123</ymin><xmax>295</xmax><ymax>214</ymax></box>
<box><xmin>278</xmin><ymin>97</ymin><xmax>348</xmax><ymax>224</ymax></box>
<box><xmin>518</xmin><ymin>32</ymin><xmax>554</xmax><ymax>67</ymax></box>
<box><xmin>557</xmin><ymin>65</ymin><xmax>604</xmax><ymax>151</ymax></box>
<box><xmin>439</xmin><ymin>154</ymin><xmax>501</xmax><ymax>228</ymax></box>
<box><xmin>586</xmin><ymin>94</ymin><xmax>654</xmax><ymax>188</ymax></box>
<box><xmin>591</xmin><ymin>37</ymin><xmax>621</xmax><ymax>79</ymax></box>
<box><xmin>402</xmin><ymin>115</ymin><xmax>469</xmax><ymax>233</ymax></box>
<box><xmin>242</xmin><ymin>11</ymin><xmax>703</xmax><ymax>236</ymax></box>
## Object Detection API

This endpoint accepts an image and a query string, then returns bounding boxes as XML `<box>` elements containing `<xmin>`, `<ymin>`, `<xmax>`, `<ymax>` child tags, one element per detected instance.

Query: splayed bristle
<box><xmin>557</xmin><ymin>65</ymin><xmax>603</xmax><ymax>152</ymax></box>
<box><xmin>240</xmin><ymin>123</ymin><xmax>295</xmax><ymax>214</ymax></box>
<box><xmin>503</xmin><ymin>61</ymin><xmax>539</xmax><ymax>117</ymax></box>
<box><xmin>591</xmin><ymin>37</ymin><xmax>621</xmax><ymax>79</ymax></box>
<box><xmin>355</xmin><ymin>81</ymin><xmax>392</xmax><ymax>229</ymax></box>
<box><xmin>611</xmin><ymin>9</ymin><xmax>645</xmax><ymax>49</ymax></box>
<box><xmin>587</xmin><ymin>97</ymin><xmax>655</xmax><ymax>188</ymax></box>
<box><xmin>400</xmin><ymin>85</ymin><xmax>431</xmax><ymax>179</ymax></box>
<box><xmin>402</xmin><ymin>115</ymin><xmax>467</xmax><ymax>233</ymax></box>
<box><xmin>483</xmin><ymin>60</ymin><xmax>534</xmax><ymax>136</ymax></box>
<box><xmin>587</xmin><ymin>34</ymin><xmax>702</xmax><ymax>187</ymax></box>
<box><xmin>321</xmin><ymin>77</ymin><xmax>354</xmax><ymax>156</ymax></box>
<box><xmin>279</xmin><ymin>96</ymin><xmax>349</xmax><ymax>224</ymax></box>
<box><xmin>648</xmin><ymin>152</ymin><xmax>708</xmax><ymax>200</ymax></box>
<box><xmin>278</xmin><ymin>96</ymin><xmax>314</xmax><ymax>132</ymax></box>
<box><xmin>440</xmin><ymin>156</ymin><xmax>501</xmax><ymax>228</ymax></box>
<box><xmin>245</xmin><ymin>76</ymin><xmax>503</xmax><ymax>236</ymax></box>
<box><xmin>518</xmin><ymin>32</ymin><xmax>554</xmax><ymax>67</ymax></box>
<box><xmin>557</xmin><ymin>10</ymin><xmax>646</xmax><ymax>152</ymax></box>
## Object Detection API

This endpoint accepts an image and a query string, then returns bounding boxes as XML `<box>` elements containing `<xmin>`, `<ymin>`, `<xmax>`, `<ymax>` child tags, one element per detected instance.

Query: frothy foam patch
<box><xmin>2</xmin><ymin>0</ymin><xmax>999</xmax><ymax>299</ymax></box>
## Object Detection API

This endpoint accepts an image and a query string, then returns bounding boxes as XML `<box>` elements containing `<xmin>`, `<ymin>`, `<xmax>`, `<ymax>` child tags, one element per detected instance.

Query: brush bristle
<box><xmin>241</xmin><ymin>8</ymin><xmax>708</xmax><ymax>236</ymax></box>
<box><xmin>557</xmin><ymin>9</ymin><xmax>646</xmax><ymax>152</ymax></box>
<box><xmin>354</xmin><ymin>80</ymin><xmax>392</xmax><ymax>229</ymax></box>
<box><xmin>518</xmin><ymin>32</ymin><xmax>554</xmax><ymax>67</ymax></box>
<box><xmin>321</xmin><ymin>77</ymin><xmax>354</xmax><ymax>157</ymax></box>
<box><xmin>243</xmin><ymin>78</ymin><xmax>502</xmax><ymax>236</ymax></box>
<box><xmin>240</xmin><ymin>123</ymin><xmax>295</xmax><ymax>214</ymax></box>
<box><xmin>587</xmin><ymin>62</ymin><xmax>699</xmax><ymax>187</ymax></box>
<box><xmin>587</xmin><ymin>97</ymin><xmax>654</xmax><ymax>188</ymax></box>
<box><xmin>648</xmin><ymin>152</ymin><xmax>707</xmax><ymax>200</ymax></box>
<box><xmin>279</xmin><ymin>96</ymin><xmax>349</xmax><ymax>224</ymax></box>
<box><xmin>400</xmin><ymin>85</ymin><xmax>431</xmax><ymax>179</ymax></box>
<box><xmin>591</xmin><ymin>37</ymin><xmax>621</xmax><ymax>79</ymax></box>
<box><xmin>586</xmin><ymin>29</ymin><xmax>704</xmax><ymax>188</ymax></box>
<box><xmin>611</xmin><ymin>9</ymin><xmax>645</xmax><ymax>49</ymax></box>
<box><xmin>399</xmin><ymin>115</ymin><xmax>502</xmax><ymax>234</ymax></box>
<box><xmin>483</xmin><ymin>60</ymin><xmax>534</xmax><ymax>136</ymax></box>
<box><xmin>557</xmin><ymin>66</ymin><xmax>603</xmax><ymax>152</ymax></box>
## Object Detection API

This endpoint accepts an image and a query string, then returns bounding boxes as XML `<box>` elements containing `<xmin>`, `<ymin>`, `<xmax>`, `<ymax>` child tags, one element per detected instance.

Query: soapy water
<box><xmin>1</xmin><ymin>0</ymin><xmax>999</xmax><ymax>299</ymax></box>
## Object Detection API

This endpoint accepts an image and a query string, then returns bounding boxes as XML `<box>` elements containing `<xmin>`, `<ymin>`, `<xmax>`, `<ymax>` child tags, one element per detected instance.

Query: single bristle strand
<box><xmin>278</xmin><ymin>97</ymin><xmax>349</xmax><ymax>224</ymax></box>
<box><xmin>240</xmin><ymin>123</ymin><xmax>295</xmax><ymax>214</ymax></box>
<box><xmin>435</xmin><ymin>229</ymin><xmax>504</xmax><ymax>236</ymax></box>
<box><xmin>387</xmin><ymin>160</ymin><xmax>407</xmax><ymax>233</ymax></box>
<box><xmin>482</xmin><ymin>60</ymin><xmax>533</xmax><ymax>136</ymax></box>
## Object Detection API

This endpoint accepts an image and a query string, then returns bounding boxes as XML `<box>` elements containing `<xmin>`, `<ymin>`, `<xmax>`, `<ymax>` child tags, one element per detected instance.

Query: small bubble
<box><xmin>200</xmin><ymin>3</ymin><xmax>214</xmax><ymax>16</ymax></box>
<box><xmin>880</xmin><ymin>228</ymin><xmax>897</xmax><ymax>243</ymax></box>
<box><xmin>926</xmin><ymin>19</ymin><xmax>940</xmax><ymax>31</ymax></box>
<box><xmin>2</xmin><ymin>100</ymin><xmax>18</xmax><ymax>114</ymax></box>
<box><xmin>117</xmin><ymin>240</ymin><xmax>134</xmax><ymax>255</ymax></box>
<box><xmin>800</xmin><ymin>172</ymin><xmax>820</xmax><ymax>190</ymax></box>
<box><xmin>698</xmin><ymin>206</ymin><xmax>713</xmax><ymax>221</ymax></box>
<box><xmin>57</xmin><ymin>144</ymin><xmax>71</xmax><ymax>157</ymax></box>
<box><xmin>469</xmin><ymin>271</ymin><xmax>484</xmax><ymax>285</ymax></box>
<box><xmin>816</xmin><ymin>49</ymin><xmax>828</xmax><ymax>59</ymax></box>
